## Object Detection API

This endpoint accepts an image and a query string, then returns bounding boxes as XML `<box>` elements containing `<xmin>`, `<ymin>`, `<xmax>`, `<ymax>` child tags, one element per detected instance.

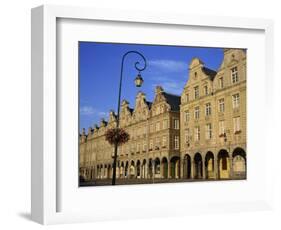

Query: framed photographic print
<box><xmin>31</xmin><ymin>5</ymin><xmax>274</xmax><ymax>225</ymax></box>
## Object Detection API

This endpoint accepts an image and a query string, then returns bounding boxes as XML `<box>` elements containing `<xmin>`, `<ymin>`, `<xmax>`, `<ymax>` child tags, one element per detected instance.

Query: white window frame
<box><xmin>232</xmin><ymin>93</ymin><xmax>240</xmax><ymax>109</ymax></box>
<box><xmin>194</xmin><ymin>86</ymin><xmax>199</xmax><ymax>99</ymax></box>
<box><xmin>205</xmin><ymin>123</ymin><xmax>212</xmax><ymax>140</ymax></box>
<box><xmin>205</xmin><ymin>103</ymin><xmax>211</xmax><ymax>116</ymax></box>
<box><xmin>231</xmin><ymin>66</ymin><xmax>239</xmax><ymax>83</ymax></box>
<box><xmin>218</xmin><ymin>98</ymin><xmax>225</xmax><ymax>113</ymax></box>
<box><xmin>194</xmin><ymin>106</ymin><xmax>200</xmax><ymax>119</ymax></box>
<box><xmin>194</xmin><ymin>127</ymin><xmax>200</xmax><ymax>141</ymax></box>
<box><xmin>174</xmin><ymin>119</ymin><xmax>180</xmax><ymax>129</ymax></box>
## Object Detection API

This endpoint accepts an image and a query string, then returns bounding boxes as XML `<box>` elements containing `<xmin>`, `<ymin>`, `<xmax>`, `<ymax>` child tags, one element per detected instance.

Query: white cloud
<box><xmin>80</xmin><ymin>106</ymin><xmax>96</xmax><ymax>115</ymax></box>
<box><xmin>149</xmin><ymin>59</ymin><xmax>187</xmax><ymax>72</ymax></box>
<box><xmin>80</xmin><ymin>106</ymin><xmax>108</xmax><ymax>118</ymax></box>
<box><xmin>152</xmin><ymin>80</ymin><xmax>185</xmax><ymax>95</ymax></box>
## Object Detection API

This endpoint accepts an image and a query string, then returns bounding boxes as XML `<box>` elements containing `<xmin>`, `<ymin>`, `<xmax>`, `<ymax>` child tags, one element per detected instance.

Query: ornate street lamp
<box><xmin>111</xmin><ymin>51</ymin><xmax>147</xmax><ymax>185</ymax></box>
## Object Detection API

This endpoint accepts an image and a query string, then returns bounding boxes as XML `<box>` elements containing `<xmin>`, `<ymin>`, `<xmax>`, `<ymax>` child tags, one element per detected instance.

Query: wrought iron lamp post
<box><xmin>112</xmin><ymin>51</ymin><xmax>147</xmax><ymax>185</ymax></box>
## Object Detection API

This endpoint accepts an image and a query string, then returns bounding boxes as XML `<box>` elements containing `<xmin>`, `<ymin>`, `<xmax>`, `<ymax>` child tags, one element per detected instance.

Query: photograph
<box><xmin>78</xmin><ymin>42</ymin><xmax>247</xmax><ymax>186</ymax></box>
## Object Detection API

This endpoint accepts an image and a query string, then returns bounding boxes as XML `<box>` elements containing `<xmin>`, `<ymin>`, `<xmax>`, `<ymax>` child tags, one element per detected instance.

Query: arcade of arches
<box><xmin>87</xmin><ymin>147</ymin><xmax>246</xmax><ymax>180</ymax></box>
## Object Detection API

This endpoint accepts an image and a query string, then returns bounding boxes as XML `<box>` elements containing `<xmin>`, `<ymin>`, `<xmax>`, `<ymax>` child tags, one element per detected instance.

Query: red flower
<box><xmin>105</xmin><ymin>128</ymin><xmax>130</xmax><ymax>146</ymax></box>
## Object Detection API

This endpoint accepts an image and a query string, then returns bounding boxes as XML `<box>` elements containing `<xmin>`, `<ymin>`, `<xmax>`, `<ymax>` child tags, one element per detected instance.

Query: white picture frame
<box><xmin>31</xmin><ymin>5</ymin><xmax>274</xmax><ymax>225</ymax></box>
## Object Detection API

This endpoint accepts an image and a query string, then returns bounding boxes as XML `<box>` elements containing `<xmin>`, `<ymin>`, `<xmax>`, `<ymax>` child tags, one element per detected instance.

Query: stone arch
<box><xmin>218</xmin><ymin>149</ymin><xmax>230</xmax><ymax>179</ymax></box>
<box><xmin>97</xmin><ymin>165</ymin><xmax>100</xmax><ymax>179</ymax></box>
<box><xmin>125</xmin><ymin>161</ymin><xmax>129</xmax><ymax>178</ymax></box>
<box><xmin>154</xmin><ymin>157</ymin><xmax>161</xmax><ymax>178</ymax></box>
<box><xmin>107</xmin><ymin>164</ymin><xmax>112</xmax><ymax>179</ymax></box>
<box><xmin>130</xmin><ymin>160</ymin><xmax>135</xmax><ymax>178</ymax></box>
<box><xmin>142</xmin><ymin>159</ymin><xmax>147</xmax><ymax>179</ymax></box>
<box><xmin>170</xmin><ymin>156</ymin><xmax>180</xmax><ymax>179</ymax></box>
<box><xmin>161</xmin><ymin>157</ymin><xmax>168</xmax><ymax>179</ymax></box>
<box><xmin>136</xmin><ymin>160</ymin><xmax>141</xmax><ymax>178</ymax></box>
<box><xmin>205</xmin><ymin>151</ymin><xmax>215</xmax><ymax>179</ymax></box>
<box><xmin>120</xmin><ymin>162</ymin><xmax>124</xmax><ymax>178</ymax></box>
<box><xmin>194</xmin><ymin>153</ymin><xmax>203</xmax><ymax>179</ymax></box>
<box><xmin>148</xmin><ymin>158</ymin><xmax>153</xmax><ymax>179</ymax></box>
<box><xmin>232</xmin><ymin>147</ymin><xmax>246</xmax><ymax>179</ymax></box>
<box><xmin>183</xmin><ymin>154</ymin><xmax>191</xmax><ymax>179</ymax></box>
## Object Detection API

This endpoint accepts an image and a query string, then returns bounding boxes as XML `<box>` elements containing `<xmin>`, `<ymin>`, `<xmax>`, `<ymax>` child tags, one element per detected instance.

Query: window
<box><xmin>156</xmin><ymin>122</ymin><xmax>160</xmax><ymax>131</ymax></box>
<box><xmin>205</xmin><ymin>124</ymin><xmax>212</xmax><ymax>140</ymax></box>
<box><xmin>149</xmin><ymin>140</ymin><xmax>153</xmax><ymax>150</ymax></box>
<box><xmin>184</xmin><ymin>110</ymin><xmax>190</xmax><ymax>123</ymax></box>
<box><xmin>218</xmin><ymin>98</ymin><xmax>225</xmax><ymax>113</ymax></box>
<box><xmin>194</xmin><ymin>127</ymin><xmax>200</xmax><ymax>141</ymax></box>
<box><xmin>233</xmin><ymin>117</ymin><xmax>241</xmax><ymax>133</ymax></box>
<box><xmin>137</xmin><ymin>143</ymin><xmax>140</xmax><ymax>152</ymax></box>
<box><xmin>232</xmin><ymin>93</ymin><xmax>240</xmax><ymax>109</ymax></box>
<box><xmin>231</xmin><ymin>66</ymin><xmax>238</xmax><ymax>83</ymax></box>
<box><xmin>219</xmin><ymin>77</ymin><xmax>224</xmax><ymax>88</ymax></box>
<box><xmin>174</xmin><ymin>136</ymin><xmax>179</xmax><ymax>149</ymax></box>
<box><xmin>194</xmin><ymin>106</ymin><xmax>200</xmax><ymax>119</ymax></box>
<box><xmin>163</xmin><ymin>119</ymin><xmax>168</xmax><ymax>129</ymax></box>
<box><xmin>204</xmin><ymin>85</ymin><xmax>208</xmax><ymax>95</ymax></box>
<box><xmin>162</xmin><ymin>136</ymin><xmax>167</xmax><ymax>147</ymax></box>
<box><xmin>194</xmin><ymin>86</ymin><xmax>199</xmax><ymax>99</ymax></box>
<box><xmin>174</xmin><ymin>119</ymin><xmax>180</xmax><ymax>129</ymax></box>
<box><xmin>143</xmin><ymin>141</ymin><xmax>146</xmax><ymax>151</ymax></box>
<box><xmin>205</xmin><ymin>103</ymin><xmax>211</xmax><ymax>116</ymax></box>
<box><xmin>185</xmin><ymin>129</ymin><xmax>190</xmax><ymax>143</ymax></box>
<box><xmin>156</xmin><ymin>137</ymin><xmax>160</xmax><ymax>148</ymax></box>
<box><xmin>219</xmin><ymin>120</ymin><xmax>225</xmax><ymax>135</ymax></box>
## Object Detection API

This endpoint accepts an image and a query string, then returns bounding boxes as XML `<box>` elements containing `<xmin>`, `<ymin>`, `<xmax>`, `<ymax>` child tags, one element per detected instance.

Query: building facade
<box><xmin>180</xmin><ymin>48</ymin><xmax>247</xmax><ymax>180</ymax></box>
<box><xmin>79</xmin><ymin>48</ymin><xmax>247</xmax><ymax>183</ymax></box>
<box><xmin>80</xmin><ymin>86</ymin><xmax>182</xmax><ymax>181</ymax></box>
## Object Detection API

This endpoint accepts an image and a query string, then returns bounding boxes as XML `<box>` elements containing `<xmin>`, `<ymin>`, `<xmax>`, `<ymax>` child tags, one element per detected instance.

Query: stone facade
<box><xmin>80</xmin><ymin>86</ymin><xmax>181</xmax><ymax>181</ymax></box>
<box><xmin>79</xmin><ymin>48</ymin><xmax>247</xmax><ymax>183</ymax></box>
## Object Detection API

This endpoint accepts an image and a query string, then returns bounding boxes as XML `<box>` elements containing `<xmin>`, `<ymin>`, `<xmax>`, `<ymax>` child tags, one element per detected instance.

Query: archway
<box><xmin>125</xmin><ymin>161</ymin><xmax>129</xmax><ymax>178</ymax></box>
<box><xmin>170</xmin><ymin>156</ymin><xmax>180</xmax><ymax>179</ymax></box>
<box><xmin>232</xmin><ymin>147</ymin><xmax>246</xmax><ymax>179</ymax></box>
<box><xmin>120</xmin><ymin>162</ymin><xmax>124</xmax><ymax>178</ymax></box>
<box><xmin>136</xmin><ymin>160</ymin><xmax>141</xmax><ymax>178</ymax></box>
<box><xmin>218</xmin><ymin>149</ymin><xmax>230</xmax><ymax>179</ymax></box>
<box><xmin>161</xmin><ymin>157</ymin><xmax>168</xmax><ymax>179</ymax></box>
<box><xmin>194</xmin><ymin>153</ymin><xmax>203</xmax><ymax>179</ymax></box>
<box><xmin>142</xmin><ymin>159</ymin><xmax>147</xmax><ymax>179</ymax></box>
<box><xmin>107</xmin><ymin>164</ymin><xmax>112</xmax><ymax>179</ymax></box>
<box><xmin>130</xmin><ymin>160</ymin><xmax>135</xmax><ymax>178</ymax></box>
<box><xmin>148</xmin><ymin>159</ymin><xmax>153</xmax><ymax>179</ymax></box>
<box><xmin>154</xmin><ymin>158</ymin><xmax>161</xmax><ymax>178</ymax></box>
<box><xmin>97</xmin><ymin>165</ymin><xmax>100</xmax><ymax>179</ymax></box>
<box><xmin>183</xmin><ymin>154</ymin><xmax>191</xmax><ymax>179</ymax></box>
<box><xmin>205</xmin><ymin>151</ymin><xmax>215</xmax><ymax>179</ymax></box>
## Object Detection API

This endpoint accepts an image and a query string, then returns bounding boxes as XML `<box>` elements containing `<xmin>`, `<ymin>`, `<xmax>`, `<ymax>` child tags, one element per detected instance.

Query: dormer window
<box><xmin>194</xmin><ymin>72</ymin><xmax>198</xmax><ymax>79</ymax></box>
<box><xmin>204</xmin><ymin>85</ymin><xmax>208</xmax><ymax>95</ymax></box>
<box><xmin>231</xmin><ymin>66</ymin><xmax>238</xmax><ymax>84</ymax></box>
<box><xmin>194</xmin><ymin>86</ymin><xmax>199</xmax><ymax>99</ymax></box>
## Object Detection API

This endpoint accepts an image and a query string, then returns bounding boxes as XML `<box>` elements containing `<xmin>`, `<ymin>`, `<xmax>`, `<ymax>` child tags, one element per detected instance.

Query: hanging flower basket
<box><xmin>105</xmin><ymin>128</ymin><xmax>130</xmax><ymax>146</ymax></box>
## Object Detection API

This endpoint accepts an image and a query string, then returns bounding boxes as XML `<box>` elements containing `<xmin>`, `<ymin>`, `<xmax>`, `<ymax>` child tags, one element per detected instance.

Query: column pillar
<box><xmin>191</xmin><ymin>160</ymin><xmax>194</xmax><ymax>179</ymax></box>
<box><xmin>168</xmin><ymin>162</ymin><xmax>171</xmax><ymax>179</ymax></box>
<box><xmin>159</xmin><ymin>162</ymin><xmax>163</xmax><ymax>179</ymax></box>
<box><xmin>229</xmin><ymin>157</ymin><xmax>233</xmax><ymax>179</ymax></box>
<box><xmin>214</xmin><ymin>157</ymin><xmax>218</xmax><ymax>179</ymax></box>
<box><xmin>180</xmin><ymin>160</ymin><xmax>184</xmax><ymax>179</ymax></box>
<box><xmin>145</xmin><ymin>163</ymin><xmax>148</xmax><ymax>179</ymax></box>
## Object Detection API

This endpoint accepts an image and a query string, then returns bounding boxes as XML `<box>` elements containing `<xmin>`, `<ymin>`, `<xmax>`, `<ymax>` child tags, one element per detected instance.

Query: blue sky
<box><xmin>79</xmin><ymin>42</ymin><xmax>223</xmax><ymax>131</ymax></box>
